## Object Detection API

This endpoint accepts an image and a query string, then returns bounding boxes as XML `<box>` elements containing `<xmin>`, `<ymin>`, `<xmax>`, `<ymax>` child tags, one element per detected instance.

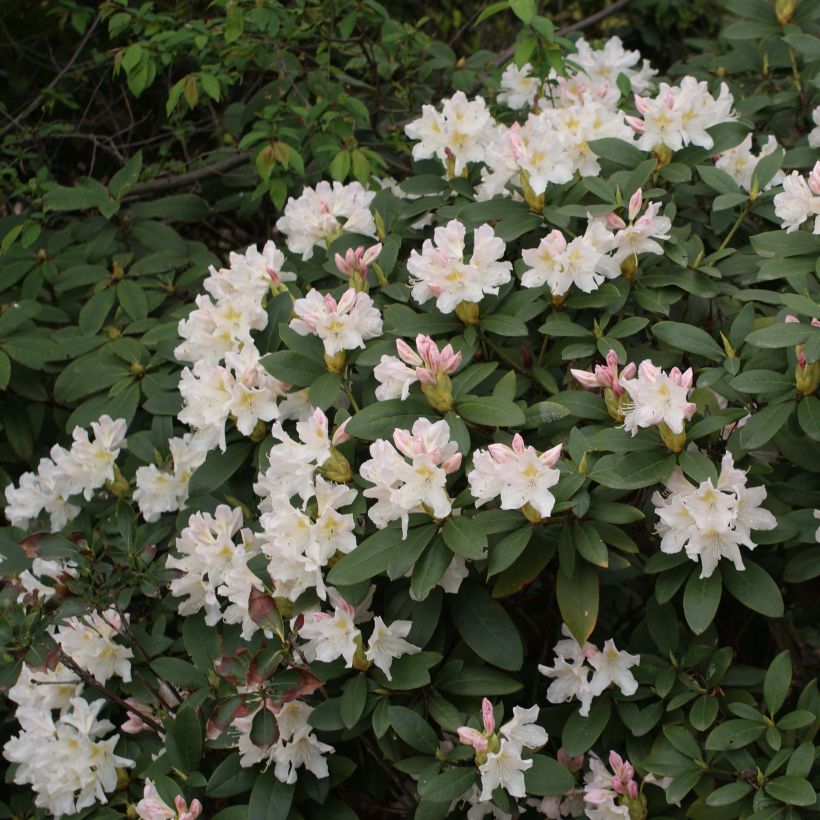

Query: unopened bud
<box><xmin>652</xmin><ymin>144</ymin><xmax>673</xmax><ymax>170</ymax></box>
<box><xmin>320</xmin><ymin>447</ymin><xmax>353</xmax><ymax>483</ymax></box>
<box><xmin>796</xmin><ymin>360</ymin><xmax>820</xmax><ymax>395</ymax></box>
<box><xmin>604</xmin><ymin>388</ymin><xmax>625</xmax><ymax>423</ymax></box>
<box><xmin>775</xmin><ymin>0</ymin><xmax>797</xmax><ymax>26</ymax></box>
<box><xmin>324</xmin><ymin>350</ymin><xmax>346</xmax><ymax>374</ymax></box>
<box><xmin>620</xmin><ymin>253</ymin><xmax>639</xmax><ymax>279</ymax></box>
<box><xmin>658</xmin><ymin>422</ymin><xmax>686</xmax><ymax>453</ymax></box>
<box><xmin>420</xmin><ymin>372</ymin><xmax>455</xmax><ymax>413</ymax></box>
<box><xmin>521</xmin><ymin>502</ymin><xmax>543</xmax><ymax>524</ymax></box>
<box><xmin>455</xmin><ymin>300</ymin><xmax>480</xmax><ymax>326</ymax></box>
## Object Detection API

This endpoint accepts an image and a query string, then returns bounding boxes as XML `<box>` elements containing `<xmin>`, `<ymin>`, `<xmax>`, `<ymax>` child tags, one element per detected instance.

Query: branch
<box><xmin>4</xmin><ymin>15</ymin><xmax>101</xmax><ymax>132</ymax></box>
<box><xmin>127</xmin><ymin>150</ymin><xmax>252</xmax><ymax>196</ymax></box>
<box><xmin>493</xmin><ymin>0</ymin><xmax>635</xmax><ymax>65</ymax></box>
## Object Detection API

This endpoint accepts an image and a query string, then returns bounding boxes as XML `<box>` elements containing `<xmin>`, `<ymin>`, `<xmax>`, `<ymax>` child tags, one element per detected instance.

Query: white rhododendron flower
<box><xmin>360</xmin><ymin>418</ymin><xmax>462</xmax><ymax>536</ymax></box>
<box><xmin>290</xmin><ymin>288</ymin><xmax>383</xmax><ymax>355</ymax></box>
<box><xmin>457</xmin><ymin>698</ymin><xmax>547</xmax><ymax>802</ymax></box>
<box><xmin>652</xmin><ymin>451</ymin><xmax>777</xmax><ymax>578</ymax></box>
<box><xmin>234</xmin><ymin>700</ymin><xmax>335</xmax><ymax>784</ymax></box>
<box><xmin>9</xmin><ymin>663</ymin><xmax>81</xmax><ymax>713</ymax></box>
<box><xmin>773</xmin><ymin>161</ymin><xmax>820</xmax><ymax>233</ymax></box>
<box><xmin>405</xmin><ymin>91</ymin><xmax>496</xmax><ymax>175</ymax></box>
<box><xmin>408</xmin><ymin>219</ymin><xmax>512</xmax><ymax>314</ymax></box>
<box><xmin>3</xmin><ymin>697</ymin><xmax>134</xmax><ymax>817</ymax></box>
<box><xmin>809</xmin><ymin>105</ymin><xmax>820</xmax><ymax>148</ymax></box>
<box><xmin>365</xmin><ymin>616</ymin><xmax>421</xmax><ymax>679</ymax></box>
<box><xmin>715</xmin><ymin>134</ymin><xmax>785</xmax><ymax>192</ymax></box>
<box><xmin>619</xmin><ymin>360</ymin><xmax>697</xmax><ymax>435</ymax></box>
<box><xmin>5</xmin><ymin>415</ymin><xmax>127</xmax><ymax>532</ymax></box>
<box><xmin>275</xmin><ymin>180</ymin><xmax>377</xmax><ymax>260</ymax></box>
<box><xmin>468</xmin><ymin>434</ymin><xmax>562</xmax><ymax>520</ymax></box>
<box><xmin>538</xmin><ymin>625</ymin><xmax>640</xmax><ymax>717</ymax></box>
<box><xmin>569</xmin><ymin>35</ymin><xmax>656</xmax><ymax>95</ymax></box>
<box><xmin>497</xmin><ymin>62</ymin><xmax>540</xmax><ymax>110</ymax></box>
<box><xmin>627</xmin><ymin>77</ymin><xmax>735</xmax><ymax>151</ymax></box>
<box><xmin>136</xmin><ymin>779</ymin><xmax>202</xmax><ymax>820</ymax></box>
<box><xmin>374</xmin><ymin>334</ymin><xmax>462</xmax><ymax>401</ymax></box>
<box><xmin>51</xmin><ymin>608</ymin><xmax>134</xmax><ymax>684</ymax></box>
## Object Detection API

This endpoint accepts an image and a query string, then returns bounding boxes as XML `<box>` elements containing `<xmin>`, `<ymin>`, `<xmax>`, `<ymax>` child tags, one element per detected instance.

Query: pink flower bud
<box><xmin>363</xmin><ymin>243</ymin><xmax>382</xmax><ymax>267</ymax></box>
<box><xmin>487</xmin><ymin>442</ymin><xmax>516</xmax><ymax>464</ymax></box>
<box><xmin>570</xmin><ymin>368</ymin><xmax>602</xmax><ymax>390</ymax></box>
<box><xmin>633</xmin><ymin>94</ymin><xmax>651</xmax><ymax>115</ymax></box>
<box><xmin>415</xmin><ymin>367</ymin><xmax>437</xmax><ymax>386</ymax></box>
<box><xmin>606</xmin><ymin>212</ymin><xmax>626</xmax><ymax>230</ymax></box>
<box><xmin>539</xmin><ymin>442</ymin><xmax>563</xmax><ymax>467</ymax></box>
<box><xmin>627</xmin><ymin>780</ymin><xmax>639</xmax><ymax>800</ymax></box>
<box><xmin>441</xmin><ymin>453</ymin><xmax>463</xmax><ymax>474</ymax></box>
<box><xmin>336</xmin><ymin>288</ymin><xmax>358</xmax><ymax>313</ymax></box>
<box><xmin>331</xmin><ymin>418</ymin><xmax>351</xmax><ymax>446</ymax></box>
<box><xmin>397</xmin><ymin>338</ymin><xmax>423</xmax><ymax>367</ymax></box>
<box><xmin>392</xmin><ymin>429</ymin><xmax>416</xmax><ymax>458</ymax></box>
<box><xmin>625</xmin><ymin>115</ymin><xmax>645</xmax><ymax>133</ymax></box>
<box><xmin>620</xmin><ymin>361</ymin><xmax>637</xmax><ymax>381</ymax></box>
<box><xmin>334</xmin><ymin>252</ymin><xmax>354</xmax><ymax>277</ymax></box>
<box><xmin>628</xmin><ymin>188</ymin><xmax>643</xmax><ymax>222</ymax></box>
<box><xmin>785</xmin><ymin>314</ymin><xmax>800</xmax><ymax>324</ymax></box>
<box><xmin>457</xmin><ymin>726</ymin><xmax>489</xmax><ymax>751</ymax></box>
<box><xmin>511</xmin><ymin>434</ymin><xmax>526</xmax><ymax>456</ymax></box>
<box><xmin>482</xmin><ymin>698</ymin><xmax>495</xmax><ymax>734</ymax></box>
<box><xmin>808</xmin><ymin>161</ymin><xmax>820</xmax><ymax>195</ymax></box>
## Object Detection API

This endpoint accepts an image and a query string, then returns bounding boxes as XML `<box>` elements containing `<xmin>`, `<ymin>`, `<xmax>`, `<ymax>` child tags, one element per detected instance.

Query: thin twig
<box><xmin>4</xmin><ymin>15</ymin><xmax>101</xmax><ymax>133</ymax></box>
<box><xmin>126</xmin><ymin>151</ymin><xmax>252</xmax><ymax>196</ymax></box>
<box><xmin>493</xmin><ymin>0</ymin><xmax>635</xmax><ymax>66</ymax></box>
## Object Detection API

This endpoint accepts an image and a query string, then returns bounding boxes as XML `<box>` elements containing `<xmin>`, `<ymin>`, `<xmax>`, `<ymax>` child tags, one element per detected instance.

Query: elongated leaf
<box><xmin>722</xmin><ymin>560</ymin><xmax>784</xmax><ymax>618</ymax></box>
<box><xmin>556</xmin><ymin>561</ymin><xmax>599</xmax><ymax>643</ymax></box>
<box><xmin>683</xmin><ymin>570</ymin><xmax>722</xmax><ymax>635</ymax></box>
<box><xmin>450</xmin><ymin>581</ymin><xmax>523</xmax><ymax>670</ymax></box>
<box><xmin>456</xmin><ymin>395</ymin><xmax>526</xmax><ymax>427</ymax></box>
<box><xmin>653</xmin><ymin>321</ymin><xmax>725</xmax><ymax>359</ymax></box>
<box><xmin>442</xmin><ymin>516</ymin><xmax>487</xmax><ymax>559</ymax></box>
<box><xmin>524</xmin><ymin>756</ymin><xmax>575</xmax><ymax>796</ymax></box>
<box><xmin>345</xmin><ymin>399</ymin><xmax>435</xmax><ymax>440</ymax></box>
<box><xmin>388</xmin><ymin>706</ymin><xmax>438</xmax><ymax>754</ymax></box>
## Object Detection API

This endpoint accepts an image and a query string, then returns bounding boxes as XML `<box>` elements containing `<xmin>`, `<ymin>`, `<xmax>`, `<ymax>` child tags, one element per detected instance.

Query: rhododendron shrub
<box><xmin>1</xmin><ymin>7</ymin><xmax>819</xmax><ymax>820</ymax></box>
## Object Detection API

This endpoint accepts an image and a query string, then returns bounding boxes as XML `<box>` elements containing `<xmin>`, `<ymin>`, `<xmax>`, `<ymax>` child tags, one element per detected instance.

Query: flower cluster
<box><xmin>360</xmin><ymin>418</ymin><xmax>462</xmax><ymax>537</ymax></box>
<box><xmin>290</xmin><ymin>287</ymin><xmax>383</xmax><ymax>358</ymax></box>
<box><xmin>583</xmin><ymin>752</ymin><xmax>645</xmax><ymax>820</ymax></box>
<box><xmin>457</xmin><ymin>698</ymin><xmax>548</xmax><ymax>801</ymax></box>
<box><xmin>374</xmin><ymin>333</ymin><xmax>463</xmax><ymax>407</ymax></box>
<box><xmin>773</xmin><ymin>160</ymin><xmax>820</xmax><ymax>234</ymax></box>
<box><xmin>408</xmin><ymin>219</ymin><xmax>512</xmax><ymax>316</ymax></box>
<box><xmin>4</xmin><ymin>663</ymin><xmax>133</xmax><ymax>817</ymax></box>
<box><xmin>136</xmin><ymin>780</ymin><xmax>202</xmax><ymax>820</ymax></box>
<box><xmin>297</xmin><ymin>590</ymin><xmax>420</xmax><ymax>679</ymax></box>
<box><xmin>51</xmin><ymin>608</ymin><xmax>134</xmax><ymax>684</ymax></box>
<box><xmin>5</xmin><ymin>415</ymin><xmax>126</xmax><ymax>531</ymax></box>
<box><xmin>652</xmin><ymin>451</ymin><xmax>777</xmax><ymax>578</ymax></box>
<box><xmin>166</xmin><ymin>504</ymin><xmax>262</xmax><ymax>638</ymax></box>
<box><xmin>275</xmin><ymin>180</ymin><xmax>377</xmax><ymax>260</ymax></box>
<box><xmin>468</xmin><ymin>434</ymin><xmax>562</xmax><ymax>522</ymax></box>
<box><xmin>538</xmin><ymin>625</ymin><xmax>640</xmax><ymax>717</ymax></box>
<box><xmin>234</xmin><ymin>700</ymin><xmax>335</xmax><ymax>782</ymax></box>
<box><xmin>715</xmin><ymin>134</ymin><xmax>785</xmax><ymax>193</ymax></box>
<box><xmin>627</xmin><ymin>77</ymin><xmax>735</xmax><ymax>152</ymax></box>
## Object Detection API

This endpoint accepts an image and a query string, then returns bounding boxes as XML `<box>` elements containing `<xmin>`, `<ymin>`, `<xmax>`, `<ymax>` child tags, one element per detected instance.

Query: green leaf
<box><xmin>556</xmin><ymin>561</ymin><xmax>599</xmax><ymax>643</ymax></box>
<box><xmin>438</xmin><ymin>665</ymin><xmax>522</xmax><ymax>696</ymax></box>
<box><xmin>572</xmin><ymin>522</ymin><xmax>608</xmax><ymax>568</ymax></box>
<box><xmin>653</xmin><ymin>321</ymin><xmax>725</xmax><ymax>359</ymax></box>
<box><xmin>797</xmin><ymin>396</ymin><xmax>820</xmax><ymax>441</ymax></box>
<box><xmin>562</xmin><ymin>698</ymin><xmax>611</xmax><ymax>756</ymax></box>
<box><xmin>345</xmin><ymin>399</ymin><xmax>435</xmax><ymax>440</ymax></box>
<box><xmin>510</xmin><ymin>0</ymin><xmax>536</xmax><ymax>24</ymax></box>
<box><xmin>450</xmin><ymin>581</ymin><xmax>523</xmax><ymax>670</ymax></box>
<box><xmin>696</xmin><ymin>165</ymin><xmax>743</xmax><ymax>194</ymax></box>
<box><xmin>588</xmin><ymin>138</ymin><xmax>646</xmax><ymax>166</ymax></box>
<box><xmin>588</xmin><ymin>452</ymin><xmax>676</xmax><ymax>490</ymax></box>
<box><xmin>456</xmin><ymin>395</ymin><xmax>526</xmax><ymax>427</ymax></box>
<box><xmin>309</xmin><ymin>372</ymin><xmax>342</xmax><ymax>410</ymax></box>
<box><xmin>722</xmin><ymin>560</ymin><xmax>784</xmax><ymax>618</ymax></box>
<box><xmin>764</xmin><ymin>651</ymin><xmax>792</xmax><ymax>717</ymax></box>
<box><xmin>738</xmin><ymin>402</ymin><xmax>795</xmax><ymax>450</ymax></box>
<box><xmin>183</xmin><ymin>613</ymin><xmax>220</xmax><ymax>671</ymax></box>
<box><xmin>524</xmin><ymin>755</ymin><xmax>575</xmax><ymax>796</ymax></box>
<box><xmin>166</xmin><ymin>704</ymin><xmax>202</xmax><ymax>772</ymax></box>
<box><xmin>411</xmin><ymin>536</ymin><xmax>453</xmax><ymax>601</ymax></box>
<box><xmin>207</xmin><ymin>753</ymin><xmax>257</xmax><ymax>798</ymax></box>
<box><xmin>388</xmin><ymin>706</ymin><xmax>438</xmax><ymax>754</ymax></box>
<box><xmin>109</xmin><ymin>152</ymin><xmax>143</xmax><ymax>198</ymax></box>
<box><xmin>690</xmin><ymin>695</ymin><xmax>719</xmax><ymax>731</ymax></box>
<box><xmin>764</xmin><ymin>775</ymin><xmax>817</xmax><ymax>807</ymax></box>
<box><xmin>706</xmin><ymin>781</ymin><xmax>753</xmax><ymax>807</ymax></box>
<box><xmin>753</xmin><ymin>146</ymin><xmax>784</xmax><ymax>189</ymax></box>
<box><xmin>488</xmin><ymin>527</ymin><xmax>532</xmax><ymax>577</ymax></box>
<box><xmin>480</xmin><ymin>314</ymin><xmax>529</xmax><ymax>336</ymax></box>
<box><xmin>713</xmin><ymin>192</ymin><xmax>749</xmax><ymax>211</ymax></box>
<box><xmin>328</xmin><ymin>524</ymin><xmax>437</xmax><ymax>585</ymax></box>
<box><xmin>340</xmin><ymin>674</ymin><xmax>368</xmax><ymax>729</ymax></box>
<box><xmin>249</xmin><ymin>775</ymin><xmax>294</xmax><ymax>820</ymax></box>
<box><xmin>705</xmin><ymin>719</ymin><xmax>766</xmax><ymax>751</ymax></box>
<box><xmin>683</xmin><ymin>570</ymin><xmax>722</xmax><ymax>635</ymax></box>
<box><xmin>79</xmin><ymin>288</ymin><xmax>117</xmax><ymax>336</ymax></box>
<box><xmin>745</xmin><ymin>322</ymin><xmax>814</xmax><ymax>348</ymax></box>
<box><xmin>442</xmin><ymin>516</ymin><xmax>487</xmax><ymax>560</ymax></box>
<box><xmin>188</xmin><ymin>443</ymin><xmax>252</xmax><ymax>497</ymax></box>
<box><xmin>417</xmin><ymin>767</ymin><xmax>477</xmax><ymax>802</ymax></box>
<box><xmin>117</xmin><ymin>280</ymin><xmax>149</xmax><ymax>321</ymax></box>
<box><xmin>250</xmin><ymin>708</ymin><xmax>277</xmax><ymax>747</ymax></box>
<box><xmin>0</xmin><ymin>350</ymin><xmax>11</xmax><ymax>390</ymax></box>
<box><xmin>730</xmin><ymin>371</ymin><xmax>796</xmax><ymax>394</ymax></box>
<box><xmin>260</xmin><ymin>350</ymin><xmax>326</xmax><ymax>387</ymax></box>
